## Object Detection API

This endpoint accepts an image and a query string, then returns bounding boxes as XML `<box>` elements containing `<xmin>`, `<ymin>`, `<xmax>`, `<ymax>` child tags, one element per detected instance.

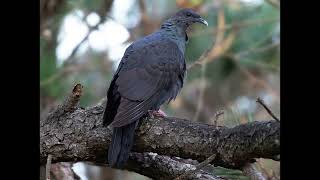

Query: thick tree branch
<box><xmin>86</xmin><ymin>152</ymin><xmax>222</xmax><ymax>179</ymax></box>
<box><xmin>128</xmin><ymin>152</ymin><xmax>222</xmax><ymax>180</ymax></box>
<box><xmin>40</xmin><ymin>84</ymin><xmax>279</xmax><ymax>179</ymax></box>
<box><xmin>41</xmin><ymin>105</ymin><xmax>279</xmax><ymax>171</ymax></box>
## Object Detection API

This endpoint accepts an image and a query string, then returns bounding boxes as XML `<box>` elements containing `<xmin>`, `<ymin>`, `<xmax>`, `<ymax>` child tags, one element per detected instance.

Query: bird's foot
<box><xmin>148</xmin><ymin>110</ymin><xmax>167</xmax><ymax>119</ymax></box>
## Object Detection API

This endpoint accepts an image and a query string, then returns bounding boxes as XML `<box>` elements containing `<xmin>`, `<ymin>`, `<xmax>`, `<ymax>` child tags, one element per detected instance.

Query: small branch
<box><xmin>186</xmin><ymin>49</ymin><xmax>210</xmax><ymax>69</ymax></box>
<box><xmin>187</xmin><ymin>7</ymin><xmax>236</xmax><ymax>70</ymax></box>
<box><xmin>256</xmin><ymin>97</ymin><xmax>280</xmax><ymax>122</ymax></box>
<box><xmin>46</xmin><ymin>154</ymin><xmax>52</xmax><ymax>180</ymax></box>
<box><xmin>242</xmin><ymin>163</ymin><xmax>266</xmax><ymax>180</ymax></box>
<box><xmin>66</xmin><ymin>21</ymin><xmax>102</xmax><ymax>63</ymax></box>
<box><xmin>63</xmin><ymin>84</ymin><xmax>83</xmax><ymax>112</ymax></box>
<box><xmin>64</xmin><ymin>0</ymin><xmax>114</xmax><ymax>64</ymax></box>
<box><xmin>45</xmin><ymin>84</ymin><xmax>83</xmax><ymax>120</ymax></box>
<box><xmin>174</xmin><ymin>154</ymin><xmax>216</xmax><ymax>180</ymax></box>
<box><xmin>211</xmin><ymin>110</ymin><xmax>224</xmax><ymax>126</ymax></box>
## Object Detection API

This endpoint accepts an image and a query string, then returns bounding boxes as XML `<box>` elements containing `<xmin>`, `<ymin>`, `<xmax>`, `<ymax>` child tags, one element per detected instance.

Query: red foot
<box><xmin>148</xmin><ymin>110</ymin><xmax>167</xmax><ymax>118</ymax></box>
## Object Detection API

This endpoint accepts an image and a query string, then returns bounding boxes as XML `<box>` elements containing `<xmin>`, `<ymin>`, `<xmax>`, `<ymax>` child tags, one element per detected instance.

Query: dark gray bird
<box><xmin>103</xmin><ymin>8</ymin><xmax>208</xmax><ymax>168</ymax></box>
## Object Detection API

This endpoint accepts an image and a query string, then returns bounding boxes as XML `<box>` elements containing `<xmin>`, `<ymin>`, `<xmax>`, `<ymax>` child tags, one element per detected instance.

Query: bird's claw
<box><xmin>148</xmin><ymin>110</ymin><xmax>167</xmax><ymax>119</ymax></box>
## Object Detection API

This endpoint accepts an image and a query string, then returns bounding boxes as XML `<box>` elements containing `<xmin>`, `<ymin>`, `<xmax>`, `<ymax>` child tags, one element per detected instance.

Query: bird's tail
<box><xmin>108</xmin><ymin>121</ymin><xmax>138</xmax><ymax>168</ymax></box>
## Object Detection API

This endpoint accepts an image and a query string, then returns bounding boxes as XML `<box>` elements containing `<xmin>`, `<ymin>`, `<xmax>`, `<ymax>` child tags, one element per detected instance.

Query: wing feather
<box><xmin>108</xmin><ymin>39</ymin><xmax>185</xmax><ymax>128</ymax></box>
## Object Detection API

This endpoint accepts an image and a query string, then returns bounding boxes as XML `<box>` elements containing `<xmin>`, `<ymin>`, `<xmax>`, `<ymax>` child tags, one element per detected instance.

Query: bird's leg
<box><xmin>153</xmin><ymin>109</ymin><xmax>167</xmax><ymax>117</ymax></box>
<box><xmin>148</xmin><ymin>109</ymin><xmax>167</xmax><ymax>118</ymax></box>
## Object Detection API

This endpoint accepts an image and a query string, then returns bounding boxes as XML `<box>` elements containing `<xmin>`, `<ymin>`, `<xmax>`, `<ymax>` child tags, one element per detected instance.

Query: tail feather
<box><xmin>108</xmin><ymin>121</ymin><xmax>138</xmax><ymax>168</ymax></box>
<box><xmin>107</xmin><ymin>127</ymin><xmax>123</xmax><ymax>166</ymax></box>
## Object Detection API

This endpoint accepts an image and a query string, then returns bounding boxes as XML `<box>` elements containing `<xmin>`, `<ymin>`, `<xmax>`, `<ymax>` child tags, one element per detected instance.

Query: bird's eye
<box><xmin>186</xmin><ymin>12</ymin><xmax>191</xmax><ymax>17</ymax></box>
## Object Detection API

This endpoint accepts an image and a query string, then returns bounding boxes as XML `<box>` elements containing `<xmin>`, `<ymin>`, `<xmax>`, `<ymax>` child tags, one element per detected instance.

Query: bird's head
<box><xmin>168</xmin><ymin>8</ymin><xmax>208</xmax><ymax>30</ymax></box>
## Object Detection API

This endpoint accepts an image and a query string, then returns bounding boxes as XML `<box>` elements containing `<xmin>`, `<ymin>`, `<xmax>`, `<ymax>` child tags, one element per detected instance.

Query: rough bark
<box><xmin>82</xmin><ymin>152</ymin><xmax>223</xmax><ymax>180</ymax></box>
<box><xmin>127</xmin><ymin>152</ymin><xmax>222</xmax><ymax>180</ymax></box>
<box><xmin>40</xmin><ymin>103</ymin><xmax>279</xmax><ymax>169</ymax></box>
<box><xmin>40</xmin><ymin>84</ymin><xmax>279</xmax><ymax>179</ymax></box>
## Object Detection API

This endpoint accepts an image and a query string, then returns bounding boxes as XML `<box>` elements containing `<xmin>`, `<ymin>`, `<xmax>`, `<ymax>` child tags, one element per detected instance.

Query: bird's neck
<box><xmin>160</xmin><ymin>21</ymin><xmax>187</xmax><ymax>53</ymax></box>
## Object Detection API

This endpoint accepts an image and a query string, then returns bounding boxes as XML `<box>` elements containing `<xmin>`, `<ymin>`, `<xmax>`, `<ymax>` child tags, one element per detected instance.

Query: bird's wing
<box><xmin>109</xmin><ymin>40</ymin><xmax>184</xmax><ymax>128</ymax></box>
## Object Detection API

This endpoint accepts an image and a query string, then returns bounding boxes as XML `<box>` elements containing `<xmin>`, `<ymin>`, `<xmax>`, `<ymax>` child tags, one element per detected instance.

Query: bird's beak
<box><xmin>197</xmin><ymin>17</ymin><xmax>208</xmax><ymax>26</ymax></box>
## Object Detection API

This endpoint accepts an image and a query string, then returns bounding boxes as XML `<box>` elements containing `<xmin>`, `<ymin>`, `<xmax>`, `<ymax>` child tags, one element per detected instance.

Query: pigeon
<box><xmin>103</xmin><ymin>8</ymin><xmax>208</xmax><ymax>168</ymax></box>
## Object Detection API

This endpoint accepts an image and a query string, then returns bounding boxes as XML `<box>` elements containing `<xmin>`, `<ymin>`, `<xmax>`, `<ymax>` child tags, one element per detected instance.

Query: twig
<box><xmin>46</xmin><ymin>154</ymin><xmax>52</xmax><ymax>180</ymax></box>
<box><xmin>48</xmin><ymin>84</ymin><xmax>83</xmax><ymax>119</ymax></box>
<box><xmin>64</xmin><ymin>84</ymin><xmax>83</xmax><ymax>112</ymax></box>
<box><xmin>256</xmin><ymin>97</ymin><xmax>280</xmax><ymax>122</ymax></box>
<box><xmin>186</xmin><ymin>49</ymin><xmax>210</xmax><ymax>69</ymax></box>
<box><xmin>187</xmin><ymin>7</ymin><xmax>226</xmax><ymax>70</ymax></box>
<box><xmin>174</xmin><ymin>154</ymin><xmax>217</xmax><ymax>180</ymax></box>
<box><xmin>190</xmin><ymin>7</ymin><xmax>227</xmax><ymax>121</ymax></box>
<box><xmin>66</xmin><ymin>20</ymin><xmax>104</xmax><ymax>63</ymax></box>
<box><xmin>64</xmin><ymin>7</ymin><xmax>114</xmax><ymax>65</ymax></box>
<box><xmin>191</xmin><ymin>7</ymin><xmax>228</xmax><ymax>122</ymax></box>
<box><xmin>187</xmin><ymin>26</ymin><xmax>236</xmax><ymax>70</ymax></box>
<box><xmin>211</xmin><ymin>110</ymin><xmax>224</xmax><ymax>126</ymax></box>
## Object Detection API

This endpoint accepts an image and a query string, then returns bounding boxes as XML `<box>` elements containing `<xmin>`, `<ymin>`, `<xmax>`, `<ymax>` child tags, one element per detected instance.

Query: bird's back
<box><xmin>103</xmin><ymin>30</ymin><xmax>185</xmax><ymax>127</ymax></box>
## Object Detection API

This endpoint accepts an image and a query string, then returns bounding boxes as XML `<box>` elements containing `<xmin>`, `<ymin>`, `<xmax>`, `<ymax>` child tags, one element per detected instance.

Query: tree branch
<box><xmin>40</xmin><ymin>84</ymin><xmax>279</xmax><ymax>179</ymax></box>
<box><xmin>256</xmin><ymin>97</ymin><xmax>280</xmax><ymax>122</ymax></box>
<box><xmin>128</xmin><ymin>152</ymin><xmax>222</xmax><ymax>180</ymax></box>
<box><xmin>41</xmin><ymin>105</ymin><xmax>279</xmax><ymax>168</ymax></box>
<box><xmin>85</xmin><ymin>152</ymin><xmax>222</xmax><ymax>179</ymax></box>
<box><xmin>174</xmin><ymin>154</ymin><xmax>217</xmax><ymax>180</ymax></box>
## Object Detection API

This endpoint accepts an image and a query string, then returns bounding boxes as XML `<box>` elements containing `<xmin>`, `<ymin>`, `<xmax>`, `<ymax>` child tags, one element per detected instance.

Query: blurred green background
<box><xmin>40</xmin><ymin>0</ymin><xmax>280</xmax><ymax>179</ymax></box>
